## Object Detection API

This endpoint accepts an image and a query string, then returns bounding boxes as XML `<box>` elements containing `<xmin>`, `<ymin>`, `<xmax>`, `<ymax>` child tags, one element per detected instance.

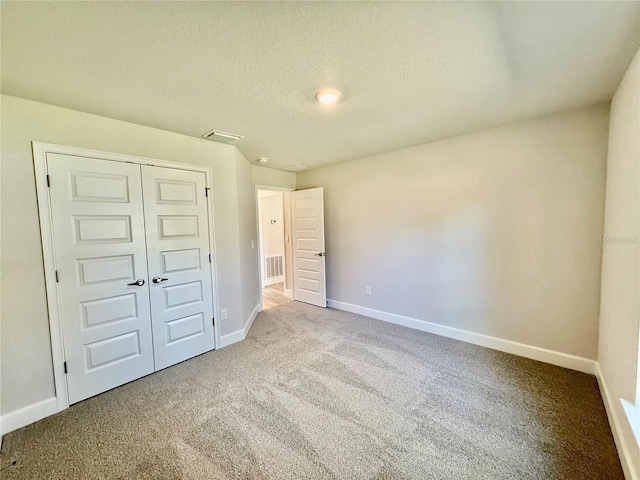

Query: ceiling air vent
<box><xmin>202</xmin><ymin>129</ymin><xmax>244</xmax><ymax>144</ymax></box>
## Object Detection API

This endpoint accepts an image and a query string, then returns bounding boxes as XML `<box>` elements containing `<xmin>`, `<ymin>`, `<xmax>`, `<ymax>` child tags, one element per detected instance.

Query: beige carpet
<box><xmin>0</xmin><ymin>301</ymin><xmax>622</xmax><ymax>479</ymax></box>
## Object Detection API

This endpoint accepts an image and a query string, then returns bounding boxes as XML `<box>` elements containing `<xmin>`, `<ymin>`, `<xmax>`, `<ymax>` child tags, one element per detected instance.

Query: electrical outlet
<box><xmin>221</xmin><ymin>308</ymin><xmax>228</xmax><ymax>320</ymax></box>
<box><xmin>365</xmin><ymin>286</ymin><xmax>371</xmax><ymax>296</ymax></box>
<box><xmin>251</xmin><ymin>240</ymin><xmax>255</xmax><ymax>249</ymax></box>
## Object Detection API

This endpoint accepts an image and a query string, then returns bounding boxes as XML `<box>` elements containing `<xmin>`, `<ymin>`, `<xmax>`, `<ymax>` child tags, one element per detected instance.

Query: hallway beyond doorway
<box><xmin>262</xmin><ymin>283</ymin><xmax>292</xmax><ymax>310</ymax></box>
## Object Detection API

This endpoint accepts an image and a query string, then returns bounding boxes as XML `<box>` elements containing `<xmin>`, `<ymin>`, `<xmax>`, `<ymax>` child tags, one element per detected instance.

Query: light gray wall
<box><xmin>235</xmin><ymin>150</ymin><xmax>260</xmax><ymax>325</ymax></box>
<box><xmin>252</xmin><ymin>165</ymin><xmax>296</xmax><ymax>190</ymax></box>
<box><xmin>260</xmin><ymin>194</ymin><xmax>285</xmax><ymax>258</ymax></box>
<box><xmin>0</xmin><ymin>94</ymin><xmax>255</xmax><ymax>415</ymax></box>
<box><xmin>297</xmin><ymin>104</ymin><xmax>610</xmax><ymax>359</ymax></box>
<box><xmin>598</xmin><ymin>47</ymin><xmax>640</xmax><ymax>478</ymax></box>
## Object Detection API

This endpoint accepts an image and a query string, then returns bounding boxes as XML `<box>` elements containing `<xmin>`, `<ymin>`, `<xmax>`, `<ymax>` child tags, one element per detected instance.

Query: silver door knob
<box><xmin>127</xmin><ymin>278</ymin><xmax>145</xmax><ymax>286</ymax></box>
<box><xmin>152</xmin><ymin>276</ymin><xmax>168</xmax><ymax>284</ymax></box>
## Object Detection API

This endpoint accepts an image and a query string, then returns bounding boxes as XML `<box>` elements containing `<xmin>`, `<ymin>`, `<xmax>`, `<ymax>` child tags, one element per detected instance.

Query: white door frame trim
<box><xmin>254</xmin><ymin>185</ymin><xmax>294</xmax><ymax>312</ymax></box>
<box><xmin>32</xmin><ymin>141</ymin><xmax>221</xmax><ymax>413</ymax></box>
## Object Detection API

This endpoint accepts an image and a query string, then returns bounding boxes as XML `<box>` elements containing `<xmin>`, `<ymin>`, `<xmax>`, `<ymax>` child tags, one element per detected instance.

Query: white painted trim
<box><xmin>219</xmin><ymin>329</ymin><xmax>245</xmax><ymax>348</ymax></box>
<box><xmin>32</xmin><ymin>142</ymin><xmax>71</xmax><ymax>413</ymax></box>
<box><xmin>596</xmin><ymin>363</ymin><xmax>639</xmax><ymax>480</ymax></box>
<box><xmin>255</xmin><ymin>184</ymin><xmax>294</xmax><ymax>192</ymax></box>
<box><xmin>622</xmin><ymin>399</ymin><xmax>640</xmax><ymax>452</ymax></box>
<box><xmin>0</xmin><ymin>397</ymin><xmax>58</xmax><ymax>436</ymax></box>
<box><xmin>243</xmin><ymin>304</ymin><xmax>260</xmax><ymax>337</ymax></box>
<box><xmin>284</xmin><ymin>288</ymin><xmax>293</xmax><ymax>298</ymax></box>
<box><xmin>218</xmin><ymin>303</ymin><xmax>260</xmax><ymax>348</ymax></box>
<box><xmin>327</xmin><ymin>299</ymin><xmax>596</xmax><ymax>375</ymax></box>
<box><xmin>263</xmin><ymin>275</ymin><xmax>285</xmax><ymax>287</ymax></box>
<box><xmin>32</xmin><ymin>141</ymin><xmax>221</xmax><ymax>416</ymax></box>
<box><xmin>205</xmin><ymin>176</ymin><xmax>222</xmax><ymax>352</ymax></box>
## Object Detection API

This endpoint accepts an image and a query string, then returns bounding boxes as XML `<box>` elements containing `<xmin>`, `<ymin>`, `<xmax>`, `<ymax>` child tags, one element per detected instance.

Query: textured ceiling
<box><xmin>2</xmin><ymin>2</ymin><xmax>639</xmax><ymax>170</ymax></box>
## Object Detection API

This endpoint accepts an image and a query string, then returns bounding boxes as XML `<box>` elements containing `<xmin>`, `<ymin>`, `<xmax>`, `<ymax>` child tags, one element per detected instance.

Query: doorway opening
<box><xmin>257</xmin><ymin>188</ymin><xmax>293</xmax><ymax>310</ymax></box>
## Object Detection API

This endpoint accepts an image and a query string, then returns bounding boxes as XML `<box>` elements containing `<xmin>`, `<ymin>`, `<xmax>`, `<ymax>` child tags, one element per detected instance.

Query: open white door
<box><xmin>291</xmin><ymin>187</ymin><xmax>326</xmax><ymax>307</ymax></box>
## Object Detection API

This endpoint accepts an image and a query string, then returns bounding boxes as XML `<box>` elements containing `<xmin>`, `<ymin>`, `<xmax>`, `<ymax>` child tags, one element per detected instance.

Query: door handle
<box><xmin>315</xmin><ymin>252</ymin><xmax>325</xmax><ymax>257</ymax></box>
<box><xmin>152</xmin><ymin>276</ymin><xmax>168</xmax><ymax>284</ymax></box>
<box><xmin>127</xmin><ymin>278</ymin><xmax>146</xmax><ymax>286</ymax></box>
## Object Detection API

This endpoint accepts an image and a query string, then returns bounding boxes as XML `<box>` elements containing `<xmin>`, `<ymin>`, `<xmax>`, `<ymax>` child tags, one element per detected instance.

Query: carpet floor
<box><xmin>0</xmin><ymin>301</ymin><xmax>622</xmax><ymax>479</ymax></box>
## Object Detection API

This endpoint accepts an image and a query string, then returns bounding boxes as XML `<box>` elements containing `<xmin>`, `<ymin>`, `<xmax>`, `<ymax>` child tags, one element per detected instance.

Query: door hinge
<box><xmin>46</xmin><ymin>174</ymin><xmax>51</xmax><ymax>187</ymax></box>
<box><xmin>208</xmin><ymin>253</ymin><xmax>212</xmax><ymax>263</ymax></box>
<box><xmin>55</xmin><ymin>270</ymin><xmax>60</xmax><ymax>282</ymax></box>
<box><xmin>212</xmin><ymin>317</ymin><xmax>215</xmax><ymax>326</ymax></box>
<box><xmin>205</xmin><ymin>187</ymin><xmax>210</xmax><ymax>198</ymax></box>
<box><xmin>63</xmin><ymin>361</ymin><xmax>68</xmax><ymax>374</ymax></box>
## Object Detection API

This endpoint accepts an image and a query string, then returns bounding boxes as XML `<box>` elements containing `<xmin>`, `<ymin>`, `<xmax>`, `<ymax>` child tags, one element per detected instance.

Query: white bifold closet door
<box><xmin>141</xmin><ymin>166</ymin><xmax>214</xmax><ymax>371</ymax></box>
<box><xmin>48</xmin><ymin>154</ymin><xmax>214</xmax><ymax>404</ymax></box>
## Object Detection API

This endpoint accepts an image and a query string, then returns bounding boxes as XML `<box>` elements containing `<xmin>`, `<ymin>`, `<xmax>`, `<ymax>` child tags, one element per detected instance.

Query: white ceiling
<box><xmin>2</xmin><ymin>2</ymin><xmax>639</xmax><ymax>170</ymax></box>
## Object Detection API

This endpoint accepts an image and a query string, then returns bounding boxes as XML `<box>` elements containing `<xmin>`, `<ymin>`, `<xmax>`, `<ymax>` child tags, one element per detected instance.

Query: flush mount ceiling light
<box><xmin>257</xmin><ymin>156</ymin><xmax>268</xmax><ymax>164</ymax></box>
<box><xmin>315</xmin><ymin>89</ymin><xmax>341</xmax><ymax>104</ymax></box>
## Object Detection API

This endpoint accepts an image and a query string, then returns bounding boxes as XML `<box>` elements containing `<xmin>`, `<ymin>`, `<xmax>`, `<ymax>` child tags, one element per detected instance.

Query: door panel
<box><xmin>80</xmin><ymin>293</ymin><xmax>138</xmax><ymax>328</ymax></box>
<box><xmin>291</xmin><ymin>187</ymin><xmax>327</xmax><ymax>307</ymax></box>
<box><xmin>161</xmin><ymin>249</ymin><xmax>201</xmax><ymax>273</ymax></box>
<box><xmin>77</xmin><ymin>255</ymin><xmax>135</xmax><ymax>285</ymax></box>
<box><xmin>47</xmin><ymin>153</ymin><xmax>155</xmax><ymax>404</ymax></box>
<box><xmin>141</xmin><ymin>166</ymin><xmax>214</xmax><ymax>370</ymax></box>
<box><xmin>73</xmin><ymin>215</ymin><xmax>132</xmax><ymax>243</ymax></box>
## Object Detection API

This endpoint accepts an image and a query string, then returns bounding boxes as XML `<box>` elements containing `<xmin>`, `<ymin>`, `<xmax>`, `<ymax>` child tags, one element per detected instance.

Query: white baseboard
<box><xmin>284</xmin><ymin>288</ymin><xmax>293</xmax><ymax>298</ymax></box>
<box><xmin>0</xmin><ymin>397</ymin><xmax>58</xmax><ymax>437</ymax></box>
<box><xmin>595</xmin><ymin>363</ymin><xmax>639</xmax><ymax>480</ymax></box>
<box><xmin>219</xmin><ymin>304</ymin><xmax>260</xmax><ymax>348</ymax></box>
<box><xmin>244</xmin><ymin>304</ymin><xmax>260</xmax><ymax>337</ymax></box>
<box><xmin>263</xmin><ymin>276</ymin><xmax>285</xmax><ymax>287</ymax></box>
<box><xmin>1</xmin><ymin>305</ymin><xmax>262</xmax><ymax>441</ymax></box>
<box><xmin>327</xmin><ymin>299</ymin><xmax>596</xmax><ymax>375</ymax></box>
<box><xmin>219</xmin><ymin>329</ymin><xmax>244</xmax><ymax>348</ymax></box>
